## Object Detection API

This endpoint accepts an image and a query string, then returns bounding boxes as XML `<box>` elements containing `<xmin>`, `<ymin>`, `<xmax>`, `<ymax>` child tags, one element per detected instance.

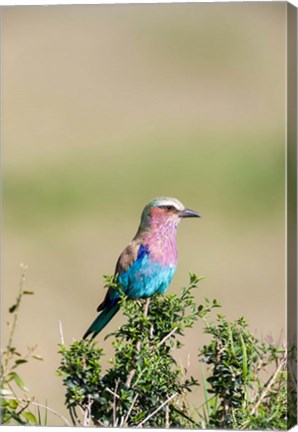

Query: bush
<box><xmin>199</xmin><ymin>314</ymin><xmax>289</xmax><ymax>429</ymax></box>
<box><xmin>57</xmin><ymin>274</ymin><xmax>207</xmax><ymax>427</ymax></box>
<box><xmin>0</xmin><ymin>265</ymin><xmax>70</xmax><ymax>426</ymax></box>
<box><xmin>57</xmin><ymin>274</ymin><xmax>293</xmax><ymax>429</ymax></box>
<box><xmin>1</xmin><ymin>268</ymin><xmax>294</xmax><ymax>428</ymax></box>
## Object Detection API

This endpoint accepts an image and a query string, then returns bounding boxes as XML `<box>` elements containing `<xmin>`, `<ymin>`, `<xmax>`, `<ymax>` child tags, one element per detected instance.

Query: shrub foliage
<box><xmin>57</xmin><ymin>274</ymin><xmax>206</xmax><ymax>427</ymax></box>
<box><xmin>1</xmin><ymin>269</ymin><xmax>295</xmax><ymax>428</ymax></box>
<box><xmin>57</xmin><ymin>274</ymin><xmax>294</xmax><ymax>429</ymax></box>
<box><xmin>0</xmin><ymin>265</ymin><xmax>70</xmax><ymax>426</ymax></box>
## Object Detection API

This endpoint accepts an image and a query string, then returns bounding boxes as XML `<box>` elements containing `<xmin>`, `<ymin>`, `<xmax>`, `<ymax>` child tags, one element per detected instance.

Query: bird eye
<box><xmin>161</xmin><ymin>205</ymin><xmax>175</xmax><ymax>211</ymax></box>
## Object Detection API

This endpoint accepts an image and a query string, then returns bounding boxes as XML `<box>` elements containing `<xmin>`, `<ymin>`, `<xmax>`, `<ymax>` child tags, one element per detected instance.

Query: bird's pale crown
<box><xmin>138</xmin><ymin>197</ymin><xmax>200</xmax><ymax>231</ymax></box>
<box><xmin>149</xmin><ymin>197</ymin><xmax>185</xmax><ymax>212</ymax></box>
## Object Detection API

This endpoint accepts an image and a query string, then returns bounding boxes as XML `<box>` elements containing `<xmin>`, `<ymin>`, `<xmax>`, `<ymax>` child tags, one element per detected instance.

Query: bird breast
<box><xmin>145</xmin><ymin>232</ymin><xmax>178</xmax><ymax>267</ymax></box>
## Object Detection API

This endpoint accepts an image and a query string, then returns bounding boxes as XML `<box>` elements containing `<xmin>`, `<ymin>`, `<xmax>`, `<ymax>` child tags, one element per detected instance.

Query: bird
<box><xmin>83</xmin><ymin>197</ymin><xmax>201</xmax><ymax>340</ymax></box>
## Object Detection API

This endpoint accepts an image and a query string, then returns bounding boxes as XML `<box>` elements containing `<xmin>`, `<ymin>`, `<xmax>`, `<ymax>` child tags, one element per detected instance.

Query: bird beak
<box><xmin>179</xmin><ymin>208</ymin><xmax>202</xmax><ymax>218</ymax></box>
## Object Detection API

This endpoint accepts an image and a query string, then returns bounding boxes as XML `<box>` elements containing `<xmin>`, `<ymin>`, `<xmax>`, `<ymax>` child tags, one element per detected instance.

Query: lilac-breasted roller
<box><xmin>83</xmin><ymin>197</ymin><xmax>201</xmax><ymax>340</ymax></box>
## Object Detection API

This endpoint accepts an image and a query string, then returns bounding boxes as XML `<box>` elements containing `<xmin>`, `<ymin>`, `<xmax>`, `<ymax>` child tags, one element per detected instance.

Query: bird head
<box><xmin>138</xmin><ymin>197</ymin><xmax>201</xmax><ymax>233</ymax></box>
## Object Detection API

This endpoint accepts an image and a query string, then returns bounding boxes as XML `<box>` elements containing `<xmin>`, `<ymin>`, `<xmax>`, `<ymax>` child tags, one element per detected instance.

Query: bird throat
<box><xmin>143</xmin><ymin>219</ymin><xmax>178</xmax><ymax>266</ymax></box>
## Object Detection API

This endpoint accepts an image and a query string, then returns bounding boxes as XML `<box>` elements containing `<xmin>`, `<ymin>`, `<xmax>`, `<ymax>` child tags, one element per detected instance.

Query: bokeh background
<box><xmin>2</xmin><ymin>2</ymin><xmax>286</xmax><ymax>425</ymax></box>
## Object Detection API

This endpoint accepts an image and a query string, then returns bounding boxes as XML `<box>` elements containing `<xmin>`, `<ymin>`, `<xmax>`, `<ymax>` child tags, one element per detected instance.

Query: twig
<box><xmin>172</xmin><ymin>406</ymin><xmax>201</xmax><ymax>428</ymax></box>
<box><xmin>5</xmin><ymin>265</ymin><xmax>28</xmax><ymax>368</ymax></box>
<box><xmin>165</xmin><ymin>402</ymin><xmax>170</xmax><ymax>428</ymax></box>
<box><xmin>122</xmin><ymin>394</ymin><xmax>139</xmax><ymax>426</ymax></box>
<box><xmin>83</xmin><ymin>395</ymin><xmax>93</xmax><ymax>427</ymax></box>
<box><xmin>7</xmin><ymin>381</ymin><xmax>19</xmax><ymax>400</ymax></box>
<box><xmin>93</xmin><ymin>418</ymin><xmax>108</xmax><ymax>427</ymax></box>
<box><xmin>150</xmin><ymin>324</ymin><xmax>154</xmax><ymax>339</ymax></box>
<box><xmin>250</xmin><ymin>350</ymin><xmax>287</xmax><ymax>416</ymax></box>
<box><xmin>112</xmin><ymin>380</ymin><xmax>119</xmax><ymax>427</ymax></box>
<box><xmin>69</xmin><ymin>406</ymin><xmax>77</xmax><ymax>426</ymax></box>
<box><xmin>106</xmin><ymin>387</ymin><xmax>120</xmax><ymax>399</ymax></box>
<box><xmin>126</xmin><ymin>299</ymin><xmax>150</xmax><ymax>388</ymax></box>
<box><xmin>58</xmin><ymin>320</ymin><xmax>65</xmax><ymax>345</ymax></box>
<box><xmin>15</xmin><ymin>400</ymin><xmax>30</xmax><ymax>418</ymax></box>
<box><xmin>157</xmin><ymin>327</ymin><xmax>178</xmax><ymax>347</ymax></box>
<box><xmin>131</xmin><ymin>369</ymin><xmax>145</xmax><ymax>388</ymax></box>
<box><xmin>136</xmin><ymin>392</ymin><xmax>178</xmax><ymax>428</ymax></box>
<box><xmin>2</xmin><ymin>396</ymin><xmax>71</xmax><ymax>426</ymax></box>
<box><xmin>143</xmin><ymin>298</ymin><xmax>150</xmax><ymax>317</ymax></box>
<box><xmin>125</xmin><ymin>348</ymin><xmax>140</xmax><ymax>388</ymax></box>
<box><xmin>76</xmin><ymin>406</ymin><xmax>84</xmax><ymax>426</ymax></box>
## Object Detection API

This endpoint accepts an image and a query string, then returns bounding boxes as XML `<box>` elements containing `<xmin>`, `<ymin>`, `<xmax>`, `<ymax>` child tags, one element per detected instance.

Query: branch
<box><xmin>69</xmin><ymin>406</ymin><xmax>78</xmax><ymax>426</ymax></box>
<box><xmin>122</xmin><ymin>393</ymin><xmax>139</xmax><ymax>426</ymax></box>
<box><xmin>5</xmin><ymin>264</ymin><xmax>28</xmax><ymax>368</ymax></box>
<box><xmin>82</xmin><ymin>395</ymin><xmax>93</xmax><ymax>427</ymax></box>
<box><xmin>250</xmin><ymin>350</ymin><xmax>287</xmax><ymax>416</ymax></box>
<box><xmin>165</xmin><ymin>403</ymin><xmax>170</xmax><ymax>428</ymax></box>
<box><xmin>157</xmin><ymin>327</ymin><xmax>178</xmax><ymax>347</ymax></box>
<box><xmin>112</xmin><ymin>380</ymin><xmax>119</xmax><ymax>427</ymax></box>
<box><xmin>126</xmin><ymin>298</ymin><xmax>150</xmax><ymax>388</ymax></box>
<box><xmin>106</xmin><ymin>386</ymin><xmax>120</xmax><ymax>399</ymax></box>
<box><xmin>58</xmin><ymin>320</ymin><xmax>65</xmax><ymax>345</ymax></box>
<box><xmin>136</xmin><ymin>392</ymin><xmax>178</xmax><ymax>428</ymax></box>
<box><xmin>2</xmin><ymin>396</ymin><xmax>71</xmax><ymax>426</ymax></box>
<box><xmin>92</xmin><ymin>417</ymin><xmax>108</xmax><ymax>427</ymax></box>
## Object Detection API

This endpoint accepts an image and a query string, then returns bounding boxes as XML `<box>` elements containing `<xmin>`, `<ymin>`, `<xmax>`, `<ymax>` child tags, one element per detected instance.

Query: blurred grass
<box><xmin>4</xmin><ymin>127</ymin><xmax>284</xmax><ymax>232</ymax></box>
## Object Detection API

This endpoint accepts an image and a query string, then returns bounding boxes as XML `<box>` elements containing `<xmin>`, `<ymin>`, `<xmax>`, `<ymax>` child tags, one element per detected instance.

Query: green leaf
<box><xmin>23</xmin><ymin>291</ymin><xmax>34</xmax><ymax>295</ymax></box>
<box><xmin>44</xmin><ymin>400</ymin><xmax>48</xmax><ymax>425</ymax></box>
<box><xmin>37</xmin><ymin>405</ymin><xmax>42</xmax><ymax>425</ymax></box>
<box><xmin>227</xmin><ymin>323</ymin><xmax>237</xmax><ymax>362</ymax></box>
<box><xmin>240</xmin><ymin>333</ymin><xmax>248</xmax><ymax>381</ymax></box>
<box><xmin>201</xmin><ymin>365</ymin><xmax>211</xmax><ymax>419</ymax></box>
<box><xmin>15</xmin><ymin>359</ymin><xmax>28</xmax><ymax>365</ymax></box>
<box><xmin>0</xmin><ymin>388</ymin><xmax>12</xmax><ymax>396</ymax></box>
<box><xmin>32</xmin><ymin>355</ymin><xmax>43</xmax><ymax>361</ymax></box>
<box><xmin>9</xmin><ymin>304</ymin><xmax>18</xmax><ymax>313</ymax></box>
<box><xmin>23</xmin><ymin>411</ymin><xmax>37</xmax><ymax>424</ymax></box>
<box><xmin>8</xmin><ymin>372</ymin><xmax>29</xmax><ymax>392</ymax></box>
<box><xmin>8</xmin><ymin>398</ymin><xmax>19</xmax><ymax>409</ymax></box>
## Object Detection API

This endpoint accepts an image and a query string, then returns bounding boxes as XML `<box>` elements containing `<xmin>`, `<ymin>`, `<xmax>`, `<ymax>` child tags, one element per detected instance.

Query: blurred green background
<box><xmin>2</xmin><ymin>3</ymin><xmax>286</xmax><ymax>424</ymax></box>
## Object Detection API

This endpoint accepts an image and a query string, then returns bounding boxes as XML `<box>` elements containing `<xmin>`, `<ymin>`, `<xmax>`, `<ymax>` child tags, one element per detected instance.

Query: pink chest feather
<box><xmin>145</xmin><ymin>228</ymin><xmax>178</xmax><ymax>267</ymax></box>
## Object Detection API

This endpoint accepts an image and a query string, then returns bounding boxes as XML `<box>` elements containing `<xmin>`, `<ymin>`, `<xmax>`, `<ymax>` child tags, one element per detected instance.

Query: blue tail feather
<box><xmin>83</xmin><ymin>302</ymin><xmax>120</xmax><ymax>340</ymax></box>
